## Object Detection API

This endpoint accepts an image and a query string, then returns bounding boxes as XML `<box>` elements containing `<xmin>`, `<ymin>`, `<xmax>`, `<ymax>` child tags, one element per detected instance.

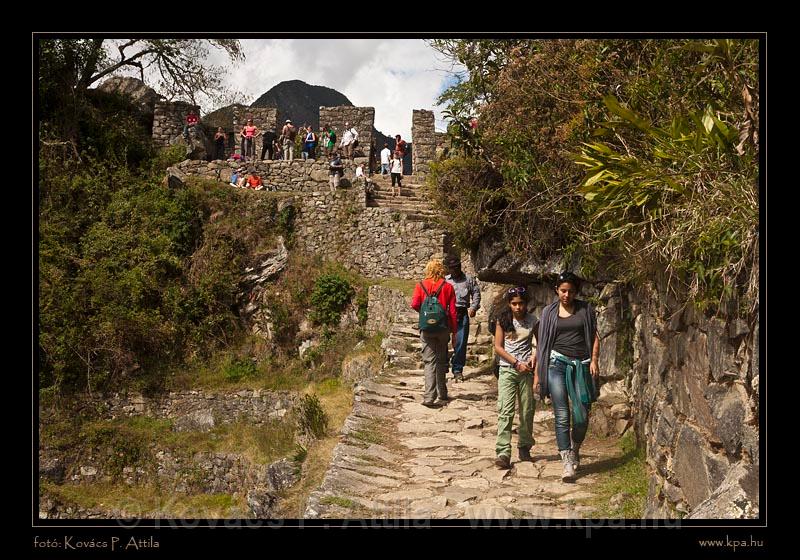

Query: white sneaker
<box><xmin>570</xmin><ymin>444</ymin><xmax>581</xmax><ymax>471</ymax></box>
<box><xmin>560</xmin><ymin>450</ymin><xmax>576</xmax><ymax>482</ymax></box>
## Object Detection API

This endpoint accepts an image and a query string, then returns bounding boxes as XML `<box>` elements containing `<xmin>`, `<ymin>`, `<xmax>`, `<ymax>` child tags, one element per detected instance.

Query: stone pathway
<box><xmin>305</xmin><ymin>314</ymin><xmax>618</xmax><ymax>520</ymax></box>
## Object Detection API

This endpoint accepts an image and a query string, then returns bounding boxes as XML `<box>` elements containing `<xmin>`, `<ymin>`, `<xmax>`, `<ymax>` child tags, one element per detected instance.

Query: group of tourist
<box><xmin>411</xmin><ymin>259</ymin><xmax>599</xmax><ymax>483</ymax></box>
<box><xmin>379</xmin><ymin>135</ymin><xmax>408</xmax><ymax>196</ymax></box>
<box><xmin>228</xmin><ymin>168</ymin><xmax>267</xmax><ymax>191</ymax></box>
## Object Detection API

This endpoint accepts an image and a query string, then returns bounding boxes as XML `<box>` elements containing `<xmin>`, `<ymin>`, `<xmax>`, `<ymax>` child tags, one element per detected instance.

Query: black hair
<box><xmin>444</xmin><ymin>255</ymin><xmax>461</xmax><ymax>268</ymax></box>
<box><xmin>555</xmin><ymin>271</ymin><xmax>581</xmax><ymax>290</ymax></box>
<box><xmin>497</xmin><ymin>287</ymin><xmax>530</xmax><ymax>333</ymax></box>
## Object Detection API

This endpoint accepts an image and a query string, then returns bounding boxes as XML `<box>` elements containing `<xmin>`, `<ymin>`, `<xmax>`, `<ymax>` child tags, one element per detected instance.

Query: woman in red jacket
<box><xmin>411</xmin><ymin>258</ymin><xmax>457</xmax><ymax>407</ymax></box>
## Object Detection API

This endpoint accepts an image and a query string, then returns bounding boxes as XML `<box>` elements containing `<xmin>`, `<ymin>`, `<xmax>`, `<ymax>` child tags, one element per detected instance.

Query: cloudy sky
<box><xmin>202</xmin><ymin>39</ymin><xmax>462</xmax><ymax>140</ymax></box>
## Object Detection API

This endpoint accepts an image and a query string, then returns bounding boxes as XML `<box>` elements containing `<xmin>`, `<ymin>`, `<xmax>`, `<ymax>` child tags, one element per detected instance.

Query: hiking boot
<box><xmin>495</xmin><ymin>455</ymin><xmax>511</xmax><ymax>470</ymax></box>
<box><xmin>570</xmin><ymin>443</ymin><xmax>581</xmax><ymax>471</ymax></box>
<box><xmin>518</xmin><ymin>446</ymin><xmax>533</xmax><ymax>462</ymax></box>
<box><xmin>422</xmin><ymin>400</ymin><xmax>437</xmax><ymax>408</ymax></box>
<box><xmin>453</xmin><ymin>373</ymin><xmax>464</xmax><ymax>383</ymax></box>
<box><xmin>560</xmin><ymin>450</ymin><xmax>576</xmax><ymax>482</ymax></box>
<box><xmin>437</xmin><ymin>395</ymin><xmax>450</xmax><ymax>403</ymax></box>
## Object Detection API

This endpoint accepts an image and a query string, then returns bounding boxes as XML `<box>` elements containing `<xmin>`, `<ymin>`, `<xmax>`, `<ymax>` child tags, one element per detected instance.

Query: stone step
<box><xmin>390</xmin><ymin>356</ymin><xmax>423</xmax><ymax>369</ymax></box>
<box><xmin>372</xmin><ymin>194</ymin><xmax>425</xmax><ymax>203</ymax></box>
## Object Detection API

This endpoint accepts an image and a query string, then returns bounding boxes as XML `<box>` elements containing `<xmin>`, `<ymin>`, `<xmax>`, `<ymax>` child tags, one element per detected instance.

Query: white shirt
<box><xmin>380</xmin><ymin>147</ymin><xmax>392</xmax><ymax>164</ymax></box>
<box><xmin>341</xmin><ymin>127</ymin><xmax>357</xmax><ymax>146</ymax></box>
<box><xmin>390</xmin><ymin>158</ymin><xmax>403</xmax><ymax>174</ymax></box>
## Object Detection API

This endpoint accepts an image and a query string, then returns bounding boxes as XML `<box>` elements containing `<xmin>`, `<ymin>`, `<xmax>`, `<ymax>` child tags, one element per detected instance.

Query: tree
<box><xmin>38</xmin><ymin>38</ymin><xmax>244</xmax><ymax>143</ymax></box>
<box><xmin>429</xmin><ymin>38</ymin><xmax>759</xmax><ymax>308</ymax></box>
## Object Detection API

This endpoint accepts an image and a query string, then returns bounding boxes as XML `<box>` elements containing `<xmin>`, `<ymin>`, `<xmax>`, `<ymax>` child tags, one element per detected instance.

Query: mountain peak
<box><xmin>251</xmin><ymin>81</ymin><xmax>352</xmax><ymax>129</ymax></box>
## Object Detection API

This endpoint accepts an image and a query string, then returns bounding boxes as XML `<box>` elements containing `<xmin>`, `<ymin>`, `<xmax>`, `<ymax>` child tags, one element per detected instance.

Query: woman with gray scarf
<box><xmin>535</xmin><ymin>272</ymin><xmax>600</xmax><ymax>482</ymax></box>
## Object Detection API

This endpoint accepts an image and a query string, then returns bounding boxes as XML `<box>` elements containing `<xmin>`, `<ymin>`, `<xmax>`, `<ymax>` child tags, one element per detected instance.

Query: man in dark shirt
<box><xmin>444</xmin><ymin>255</ymin><xmax>481</xmax><ymax>382</ymax></box>
<box><xmin>260</xmin><ymin>128</ymin><xmax>278</xmax><ymax>160</ymax></box>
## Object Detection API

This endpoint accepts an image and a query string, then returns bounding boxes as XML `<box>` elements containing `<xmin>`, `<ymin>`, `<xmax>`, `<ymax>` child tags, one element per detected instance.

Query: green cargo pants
<box><xmin>495</xmin><ymin>366</ymin><xmax>535</xmax><ymax>458</ymax></box>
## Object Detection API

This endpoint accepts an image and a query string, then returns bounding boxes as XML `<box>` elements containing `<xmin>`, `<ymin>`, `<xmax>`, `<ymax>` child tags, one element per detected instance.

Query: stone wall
<box><xmin>178</xmin><ymin>157</ymin><xmax>363</xmax><ymax>191</ymax></box>
<box><xmin>39</xmin><ymin>389</ymin><xmax>298</xmax><ymax>431</ymax></box>
<box><xmin>179</xmin><ymin>158</ymin><xmax>448</xmax><ymax>280</ymax></box>
<box><xmin>412</xmin><ymin>110</ymin><xmax>436</xmax><ymax>179</ymax></box>
<box><xmin>295</xmin><ymin>189</ymin><xmax>448</xmax><ymax>280</ymax></box>
<box><xmin>319</xmin><ymin>106</ymin><xmax>375</xmax><ymax>162</ymax></box>
<box><xmin>366</xmin><ymin>285</ymin><xmax>409</xmax><ymax>336</ymax></box>
<box><xmin>630</xmin><ymin>284</ymin><xmax>759</xmax><ymax>519</ymax></box>
<box><xmin>153</xmin><ymin>100</ymin><xmax>199</xmax><ymax>147</ymax></box>
<box><xmin>40</xmin><ymin>455</ymin><xmax>297</xmax><ymax>519</ymax></box>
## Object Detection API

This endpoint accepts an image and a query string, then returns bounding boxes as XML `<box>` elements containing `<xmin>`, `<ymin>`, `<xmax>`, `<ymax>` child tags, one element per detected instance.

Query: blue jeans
<box><xmin>548</xmin><ymin>356</ymin><xmax>590</xmax><ymax>451</ymax></box>
<box><xmin>381</xmin><ymin>163</ymin><xmax>390</xmax><ymax>175</ymax></box>
<box><xmin>450</xmin><ymin>310</ymin><xmax>469</xmax><ymax>376</ymax></box>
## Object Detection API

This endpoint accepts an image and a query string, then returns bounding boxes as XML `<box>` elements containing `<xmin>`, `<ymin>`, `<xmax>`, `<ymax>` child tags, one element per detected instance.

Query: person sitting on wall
<box><xmin>246</xmin><ymin>170</ymin><xmax>264</xmax><ymax>190</ymax></box>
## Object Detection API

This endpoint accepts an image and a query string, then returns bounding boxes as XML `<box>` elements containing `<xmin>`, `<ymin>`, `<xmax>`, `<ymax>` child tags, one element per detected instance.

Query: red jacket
<box><xmin>411</xmin><ymin>278</ymin><xmax>457</xmax><ymax>333</ymax></box>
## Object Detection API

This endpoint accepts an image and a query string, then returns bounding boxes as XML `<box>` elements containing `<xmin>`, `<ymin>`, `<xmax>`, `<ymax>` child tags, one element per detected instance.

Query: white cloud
<box><xmin>204</xmin><ymin>39</ymin><xmax>459</xmax><ymax>140</ymax></box>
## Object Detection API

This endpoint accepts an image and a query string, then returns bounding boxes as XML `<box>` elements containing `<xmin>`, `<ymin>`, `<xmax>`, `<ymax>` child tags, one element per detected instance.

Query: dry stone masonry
<box><xmin>319</xmin><ymin>106</ymin><xmax>375</xmax><ymax>161</ymax></box>
<box><xmin>152</xmin><ymin>100</ymin><xmax>199</xmax><ymax>147</ymax></box>
<box><xmin>178</xmin><ymin>160</ymin><xmax>450</xmax><ymax>280</ymax></box>
<box><xmin>411</xmin><ymin>110</ymin><xmax>436</xmax><ymax>180</ymax></box>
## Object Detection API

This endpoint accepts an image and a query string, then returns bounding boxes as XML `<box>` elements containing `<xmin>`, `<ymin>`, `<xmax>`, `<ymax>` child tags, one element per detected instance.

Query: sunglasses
<box><xmin>507</xmin><ymin>287</ymin><xmax>527</xmax><ymax>296</ymax></box>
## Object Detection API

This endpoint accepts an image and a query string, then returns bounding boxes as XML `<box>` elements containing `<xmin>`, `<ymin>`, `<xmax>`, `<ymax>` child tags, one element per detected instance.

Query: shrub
<box><xmin>309</xmin><ymin>273</ymin><xmax>355</xmax><ymax>327</ymax></box>
<box><xmin>222</xmin><ymin>357</ymin><xmax>257</xmax><ymax>382</ymax></box>
<box><xmin>297</xmin><ymin>394</ymin><xmax>328</xmax><ymax>439</ymax></box>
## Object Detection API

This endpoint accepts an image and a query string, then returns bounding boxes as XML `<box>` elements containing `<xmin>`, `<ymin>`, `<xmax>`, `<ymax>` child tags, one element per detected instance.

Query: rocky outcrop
<box><xmin>633</xmin><ymin>284</ymin><xmax>758</xmax><ymax>519</ymax></box>
<box><xmin>97</xmin><ymin>76</ymin><xmax>162</xmax><ymax>121</ymax></box>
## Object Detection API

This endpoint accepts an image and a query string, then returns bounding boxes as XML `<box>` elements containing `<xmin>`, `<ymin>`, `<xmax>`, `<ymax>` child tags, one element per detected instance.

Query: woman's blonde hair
<box><xmin>424</xmin><ymin>259</ymin><xmax>446</xmax><ymax>280</ymax></box>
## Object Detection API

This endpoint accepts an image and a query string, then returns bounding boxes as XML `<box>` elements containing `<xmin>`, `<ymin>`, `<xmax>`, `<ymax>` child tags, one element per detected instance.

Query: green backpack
<box><xmin>418</xmin><ymin>281</ymin><xmax>449</xmax><ymax>331</ymax></box>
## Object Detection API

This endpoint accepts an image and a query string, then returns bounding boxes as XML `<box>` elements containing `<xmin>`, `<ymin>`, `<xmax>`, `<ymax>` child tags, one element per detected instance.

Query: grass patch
<box><xmin>274</xmin><ymin>378</ymin><xmax>354</xmax><ymax>518</ymax></box>
<box><xmin>42</xmin><ymin>482</ymin><xmax>247</xmax><ymax>518</ymax></box>
<box><xmin>320</xmin><ymin>495</ymin><xmax>358</xmax><ymax>509</ymax></box>
<box><xmin>350</xmin><ymin>418</ymin><xmax>388</xmax><ymax>446</ymax></box>
<box><xmin>373</xmin><ymin>278</ymin><xmax>417</xmax><ymax>297</ymax></box>
<box><xmin>588</xmin><ymin>432</ymin><xmax>648</xmax><ymax>518</ymax></box>
<box><xmin>61</xmin><ymin>415</ymin><xmax>297</xmax><ymax>472</ymax></box>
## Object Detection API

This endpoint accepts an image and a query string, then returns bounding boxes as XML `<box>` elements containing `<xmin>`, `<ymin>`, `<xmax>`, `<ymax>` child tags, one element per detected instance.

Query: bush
<box><xmin>309</xmin><ymin>273</ymin><xmax>355</xmax><ymax>327</ymax></box>
<box><xmin>296</xmin><ymin>394</ymin><xmax>328</xmax><ymax>439</ymax></box>
<box><xmin>222</xmin><ymin>357</ymin><xmax>257</xmax><ymax>382</ymax></box>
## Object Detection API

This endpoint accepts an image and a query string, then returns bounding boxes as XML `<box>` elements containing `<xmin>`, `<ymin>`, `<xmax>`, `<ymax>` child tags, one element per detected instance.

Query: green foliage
<box><xmin>277</xmin><ymin>204</ymin><xmax>297</xmax><ymax>242</ymax></box>
<box><xmin>432</xmin><ymin>38</ymin><xmax>759</xmax><ymax>308</ymax></box>
<box><xmin>221</xmin><ymin>357</ymin><xmax>257</xmax><ymax>382</ymax></box>
<box><xmin>297</xmin><ymin>394</ymin><xmax>329</xmax><ymax>439</ymax></box>
<box><xmin>355</xmin><ymin>290</ymin><xmax>369</xmax><ymax>325</ymax></box>
<box><xmin>310</xmin><ymin>273</ymin><xmax>355</xmax><ymax>327</ymax></box>
<box><xmin>591</xmin><ymin>432</ymin><xmax>648</xmax><ymax>518</ymax></box>
<box><xmin>39</xmin><ymin>99</ymin><xmax>285</xmax><ymax>394</ymax></box>
<box><xmin>80</xmin><ymin>419</ymin><xmax>158</xmax><ymax>479</ymax></box>
<box><xmin>427</xmin><ymin>157</ymin><xmax>504</xmax><ymax>250</ymax></box>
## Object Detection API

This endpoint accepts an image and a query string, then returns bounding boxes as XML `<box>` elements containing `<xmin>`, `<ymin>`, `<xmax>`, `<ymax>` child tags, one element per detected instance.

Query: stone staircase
<box><xmin>382</xmin><ymin>310</ymin><xmax>493</xmax><ymax>371</ymax></box>
<box><xmin>366</xmin><ymin>174</ymin><xmax>439</xmax><ymax>222</ymax></box>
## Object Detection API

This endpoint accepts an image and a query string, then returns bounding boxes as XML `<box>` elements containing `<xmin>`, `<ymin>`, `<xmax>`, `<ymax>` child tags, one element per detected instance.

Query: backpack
<box><xmin>418</xmin><ymin>281</ymin><xmax>449</xmax><ymax>332</ymax></box>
